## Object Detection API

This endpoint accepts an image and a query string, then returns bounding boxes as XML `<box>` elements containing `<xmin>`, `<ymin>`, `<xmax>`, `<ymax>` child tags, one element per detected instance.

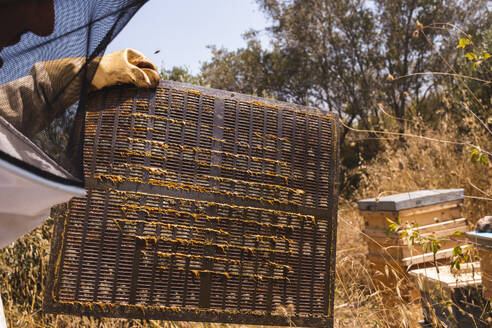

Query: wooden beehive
<box><xmin>465</xmin><ymin>231</ymin><xmax>492</xmax><ymax>301</ymax></box>
<box><xmin>409</xmin><ymin>263</ymin><xmax>490</xmax><ymax>327</ymax></box>
<box><xmin>357</xmin><ymin>189</ymin><xmax>467</xmax><ymax>282</ymax></box>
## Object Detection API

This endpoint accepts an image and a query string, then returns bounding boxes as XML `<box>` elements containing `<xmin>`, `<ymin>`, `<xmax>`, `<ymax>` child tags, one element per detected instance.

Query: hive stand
<box><xmin>409</xmin><ymin>262</ymin><xmax>490</xmax><ymax>327</ymax></box>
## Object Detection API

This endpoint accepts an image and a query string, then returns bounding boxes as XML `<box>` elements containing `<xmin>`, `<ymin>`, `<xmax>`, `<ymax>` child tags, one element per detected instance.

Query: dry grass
<box><xmin>334</xmin><ymin>107</ymin><xmax>492</xmax><ymax>327</ymax></box>
<box><xmin>334</xmin><ymin>202</ymin><xmax>423</xmax><ymax>328</ymax></box>
<box><xmin>1</xmin><ymin>110</ymin><xmax>490</xmax><ymax>327</ymax></box>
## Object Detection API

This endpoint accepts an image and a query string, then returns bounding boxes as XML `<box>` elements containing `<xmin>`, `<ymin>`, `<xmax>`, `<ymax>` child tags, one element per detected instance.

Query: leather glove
<box><xmin>42</xmin><ymin>48</ymin><xmax>159</xmax><ymax>93</ymax></box>
<box><xmin>91</xmin><ymin>48</ymin><xmax>160</xmax><ymax>90</ymax></box>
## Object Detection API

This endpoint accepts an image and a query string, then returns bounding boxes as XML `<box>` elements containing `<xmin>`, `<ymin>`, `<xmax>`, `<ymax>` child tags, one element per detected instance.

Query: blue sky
<box><xmin>106</xmin><ymin>0</ymin><xmax>271</xmax><ymax>74</ymax></box>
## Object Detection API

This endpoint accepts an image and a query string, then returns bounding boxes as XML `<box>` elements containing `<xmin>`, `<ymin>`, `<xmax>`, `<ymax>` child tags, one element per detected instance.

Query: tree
<box><xmin>374</xmin><ymin>0</ymin><xmax>490</xmax><ymax>135</ymax></box>
<box><xmin>203</xmin><ymin>1</ymin><xmax>384</xmax><ymax>142</ymax></box>
<box><xmin>160</xmin><ymin>65</ymin><xmax>206</xmax><ymax>86</ymax></box>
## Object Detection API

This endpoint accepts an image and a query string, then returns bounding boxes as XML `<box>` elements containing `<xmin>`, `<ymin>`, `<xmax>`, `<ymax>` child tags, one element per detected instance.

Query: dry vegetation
<box><xmin>1</xmin><ymin>107</ymin><xmax>490</xmax><ymax>327</ymax></box>
<box><xmin>334</xmin><ymin>107</ymin><xmax>492</xmax><ymax>327</ymax></box>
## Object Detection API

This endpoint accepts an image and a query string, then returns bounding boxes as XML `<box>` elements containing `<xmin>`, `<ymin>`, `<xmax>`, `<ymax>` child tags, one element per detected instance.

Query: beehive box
<box><xmin>409</xmin><ymin>263</ymin><xmax>490</xmax><ymax>327</ymax></box>
<box><xmin>357</xmin><ymin>190</ymin><xmax>466</xmax><ymax>280</ymax></box>
<box><xmin>44</xmin><ymin>80</ymin><xmax>340</xmax><ymax>327</ymax></box>
<box><xmin>465</xmin><ymin>231</ymin><xmax>492</xmax><ymax>301</ymax></box>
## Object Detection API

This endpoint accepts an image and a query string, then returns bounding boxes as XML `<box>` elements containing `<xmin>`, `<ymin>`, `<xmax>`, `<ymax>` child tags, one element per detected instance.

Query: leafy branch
<box><xmin>386</xmin><ymin>218</ymin><xmax>476</xmax><ymax>273</ymax></box>
<box><xmin>457</xmin><ymin>37</ymin><xmax>491</xmax><ymax>70</ymax></box>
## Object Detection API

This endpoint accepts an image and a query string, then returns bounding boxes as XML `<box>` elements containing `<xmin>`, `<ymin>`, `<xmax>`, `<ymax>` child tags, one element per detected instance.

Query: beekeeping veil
<box><xmin>0</xmin><ymin>0</ymin><xmax>148</xmax><ymax>247</ymax></box>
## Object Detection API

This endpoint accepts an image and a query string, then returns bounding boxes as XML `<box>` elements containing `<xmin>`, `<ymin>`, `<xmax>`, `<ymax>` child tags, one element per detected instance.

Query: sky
<box><xmin>106</xmin><ymin>0</ymin><xmax>271</xmax><ymax>75</ymax></box>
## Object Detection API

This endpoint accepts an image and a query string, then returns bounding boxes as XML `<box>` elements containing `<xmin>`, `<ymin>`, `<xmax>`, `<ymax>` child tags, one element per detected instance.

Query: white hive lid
<box><xmin>357</xmin><ymin>189</ymin><xmax>464</xmax><ymax>212</ymax></box>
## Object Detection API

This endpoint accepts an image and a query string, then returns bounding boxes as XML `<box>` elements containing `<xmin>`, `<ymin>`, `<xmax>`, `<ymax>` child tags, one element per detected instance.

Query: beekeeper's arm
<box><xmin>0</xmin><ymin>48</ymin><xmax>160</xmax><ymax>137</ymax></box>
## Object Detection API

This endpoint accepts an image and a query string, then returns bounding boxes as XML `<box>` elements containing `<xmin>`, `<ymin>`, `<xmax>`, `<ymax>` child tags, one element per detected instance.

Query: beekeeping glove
<box><xmin>91</xmin><ymin>48</ymin><xmax>160</xmax><ymax>90</ymax></box>
<box><xmin>42</xmin><ymin>48</ymin><xmax>160</xmax><ymax>92</ymax></box>
<box><xmin>0</xmin><ymin>49</ymin><xmax>159</xmax><ymax>137</ymax></box>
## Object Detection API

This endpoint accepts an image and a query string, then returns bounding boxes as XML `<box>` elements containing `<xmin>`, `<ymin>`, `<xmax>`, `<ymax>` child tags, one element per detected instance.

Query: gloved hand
<box><xmin>41</xmin><ymin>48</ymin><xmax>159</xmax><ymax>92</ymax></box>
<box><xmin>91</xmin><ymin>48</ymin><xmax>160</xmax><ymax>90</ymax></box>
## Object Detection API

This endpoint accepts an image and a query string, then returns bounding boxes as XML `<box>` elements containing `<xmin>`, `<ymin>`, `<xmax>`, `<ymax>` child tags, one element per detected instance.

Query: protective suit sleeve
<box><xmin>0</xmin><ymin>61</ymin><xmax>59</xmax><ymax>138</ymax></box>
<box><xmin>0</xmin><ymin>49</ymin><xmax>159</xmax><ymax>137</ymax></box>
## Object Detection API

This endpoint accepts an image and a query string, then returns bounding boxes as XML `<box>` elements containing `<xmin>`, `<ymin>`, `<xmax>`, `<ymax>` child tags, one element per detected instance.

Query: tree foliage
<box><xmin>203</xmin><ymin>0</ymin><xmax>490</xmax><ymax>130</ymax></box>
<box><xmin>160</xmin><ymin>66</ymin><xmax>206</xmax><ymax>86</ymax></box>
